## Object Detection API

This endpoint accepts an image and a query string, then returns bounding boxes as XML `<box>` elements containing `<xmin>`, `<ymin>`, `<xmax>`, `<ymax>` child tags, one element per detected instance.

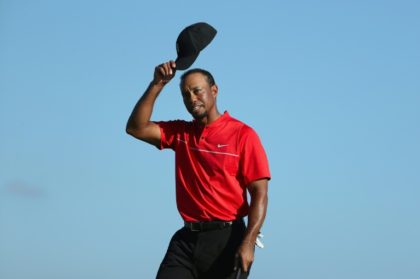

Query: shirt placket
<box><xmin>198</xmin><ymin>126</ymin><xmax>209</xmax><ymax>145</ymax></box>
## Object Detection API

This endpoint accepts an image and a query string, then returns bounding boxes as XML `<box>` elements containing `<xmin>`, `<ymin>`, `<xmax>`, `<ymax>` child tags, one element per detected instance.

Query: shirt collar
<box><xmin>194</xmin><ymin>111</ymin><xmax>230</xmax><ymax>129</ymax></box>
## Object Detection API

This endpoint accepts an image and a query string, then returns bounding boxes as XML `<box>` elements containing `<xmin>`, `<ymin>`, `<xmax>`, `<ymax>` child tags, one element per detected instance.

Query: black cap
<box><xmin>175</xmin><ymin>22</ymin><xmax>217</xmax><ymax>70</ymax></box>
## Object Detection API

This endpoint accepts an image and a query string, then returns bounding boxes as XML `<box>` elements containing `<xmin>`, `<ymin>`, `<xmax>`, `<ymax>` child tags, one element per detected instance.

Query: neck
<box><xmin>199</xmin><ymin>109</ymin><xmax>222</xmax><ymax>125</ymax></box>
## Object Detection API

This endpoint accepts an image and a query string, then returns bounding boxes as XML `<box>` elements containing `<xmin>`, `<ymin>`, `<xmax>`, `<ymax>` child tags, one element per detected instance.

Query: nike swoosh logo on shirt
<box><xmin>217</xmin><ymin>144</ymin><xmax>229</xmax><ymax>148</ymax></box>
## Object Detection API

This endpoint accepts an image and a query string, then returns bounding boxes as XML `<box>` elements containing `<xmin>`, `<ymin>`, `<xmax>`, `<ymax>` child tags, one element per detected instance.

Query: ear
<box><xmin>211</xmin><ymin>84</ymin><xmax>218</xmax><ymax>98</ymax></box>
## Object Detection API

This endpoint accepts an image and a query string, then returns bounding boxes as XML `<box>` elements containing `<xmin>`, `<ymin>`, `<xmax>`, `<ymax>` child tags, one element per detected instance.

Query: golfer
<box><xmin>126</xmin><ymin>60</ymin><xmax>270</xmax><ymax>279</ymax></box>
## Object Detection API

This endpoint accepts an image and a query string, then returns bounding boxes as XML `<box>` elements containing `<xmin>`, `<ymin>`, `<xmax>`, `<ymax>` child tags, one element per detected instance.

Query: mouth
<box><xmin>191</xmin><ymin>103</ymin><xmax>204</xmax><ymax>113</ymax></box>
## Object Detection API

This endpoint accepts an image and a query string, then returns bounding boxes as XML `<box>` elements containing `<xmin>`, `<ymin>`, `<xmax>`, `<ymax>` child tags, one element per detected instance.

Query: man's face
<box><xmin>181</xmin><ymin>73</ymin><xmax>217</xmax><ymax>120</ymax></box>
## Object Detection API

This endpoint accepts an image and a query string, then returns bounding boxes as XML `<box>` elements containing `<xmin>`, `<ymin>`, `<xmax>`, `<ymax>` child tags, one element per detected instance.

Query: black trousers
<box><xmin>156</xmin><ymin>219</ymin><xmax>249</xmax><ymax>279</ymax></box>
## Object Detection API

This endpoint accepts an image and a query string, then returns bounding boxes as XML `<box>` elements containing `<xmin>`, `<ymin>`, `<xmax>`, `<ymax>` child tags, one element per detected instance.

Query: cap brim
<box><xmin>175</xmin><ymin>53</ymin><xmax>199</xmax><ymax>70</ymax></box>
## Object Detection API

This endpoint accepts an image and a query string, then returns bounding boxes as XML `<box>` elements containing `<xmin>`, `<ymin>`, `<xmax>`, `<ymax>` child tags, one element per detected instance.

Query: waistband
<box><xmin>184</xmin><ymin>219</ymin><xmax>242</xmax><ymax>232</ymax></box>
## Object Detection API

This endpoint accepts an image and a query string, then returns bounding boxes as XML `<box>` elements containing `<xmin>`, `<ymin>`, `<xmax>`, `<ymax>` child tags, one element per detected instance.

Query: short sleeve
<box><xmin>238</xmin><ymin>125</ymin><xmax>271</xmax><ymax>185</ymax></box>
<box><xmin>155</xmin><ymin>120</ymin><xmax>186</xmax><ymax>150</ymax></box>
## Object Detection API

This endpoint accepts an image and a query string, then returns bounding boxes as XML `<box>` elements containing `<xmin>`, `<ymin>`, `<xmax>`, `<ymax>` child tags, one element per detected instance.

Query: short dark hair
<box><xmin>179</xmin><ymin>68</ymin><xmax>216</xmax><ymax>89</ymax></box>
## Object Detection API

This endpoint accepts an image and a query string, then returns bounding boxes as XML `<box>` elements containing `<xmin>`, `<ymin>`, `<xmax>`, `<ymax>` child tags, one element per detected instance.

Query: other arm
<box><xmin>236</xmin><ymin>178</ymin><xmax>268</xmax><ymax>273</ymax></box>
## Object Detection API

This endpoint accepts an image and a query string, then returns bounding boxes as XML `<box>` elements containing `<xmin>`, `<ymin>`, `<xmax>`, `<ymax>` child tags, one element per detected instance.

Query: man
<box><xmin>126</xmin><ymin>60</ymin><xmax>270</xmax><ymax>279</ymax></box>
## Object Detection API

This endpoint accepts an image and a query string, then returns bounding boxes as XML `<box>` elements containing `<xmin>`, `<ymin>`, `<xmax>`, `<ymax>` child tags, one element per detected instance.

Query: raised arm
<box><xmin>126</xmin><ymin>61</ymin><xmax>176</xmax><ymax>147</ymax></box>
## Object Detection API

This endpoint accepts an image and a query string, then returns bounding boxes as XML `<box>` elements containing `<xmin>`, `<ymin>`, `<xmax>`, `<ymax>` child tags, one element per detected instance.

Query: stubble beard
<box><xmin>192</xmin><ymin>110</ymin><xmax>207</xmax><ymax>120</ymax></box>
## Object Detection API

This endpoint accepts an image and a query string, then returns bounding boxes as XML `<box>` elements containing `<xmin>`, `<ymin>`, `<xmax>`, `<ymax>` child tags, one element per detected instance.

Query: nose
<box><xmin>183</xmin><ymin>90</ymin><xmax>198</xmax><ymax>103</ymax></box>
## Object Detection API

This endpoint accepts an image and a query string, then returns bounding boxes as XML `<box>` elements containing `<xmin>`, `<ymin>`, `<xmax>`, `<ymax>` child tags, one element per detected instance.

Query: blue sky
<box><xmin>1</xmin><ymin>0</ymin><xmax>419</xmax><ymax>278</ymax></box>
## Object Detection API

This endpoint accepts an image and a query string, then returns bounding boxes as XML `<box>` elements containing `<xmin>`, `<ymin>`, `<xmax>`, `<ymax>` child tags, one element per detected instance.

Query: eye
<box><xmin>193</xmin><ymin>88</ymin><xmax>203</xmax><ymax>94</ymax></box>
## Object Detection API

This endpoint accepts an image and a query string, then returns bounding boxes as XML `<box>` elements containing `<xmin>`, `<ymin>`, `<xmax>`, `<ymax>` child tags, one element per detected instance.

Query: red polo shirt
<box><xmin>157</xmin><ymin>112</ymin><xmax>270</xmax><ymax>222</ymax></box>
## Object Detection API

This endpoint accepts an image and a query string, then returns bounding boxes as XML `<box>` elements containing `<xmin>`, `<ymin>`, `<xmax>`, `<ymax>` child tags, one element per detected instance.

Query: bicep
<box><xmin>247</xmin><ymin>179</ymin><xmax>268</xmax><ymax>197</ymax></box>
<box><xmin>127</xmin><ymin>121</ymin><xmax>162</xmax><ymax>148</ymax></box>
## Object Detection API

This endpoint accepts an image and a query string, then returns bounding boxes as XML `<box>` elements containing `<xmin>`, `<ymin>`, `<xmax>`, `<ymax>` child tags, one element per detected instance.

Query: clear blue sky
<box><xmin>1</xmin><ymin>0</ymin><xmax>419</xmax><ymax>278</ymax></box>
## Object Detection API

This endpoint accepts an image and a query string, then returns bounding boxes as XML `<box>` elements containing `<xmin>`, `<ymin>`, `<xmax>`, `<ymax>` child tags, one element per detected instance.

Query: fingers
<box><xmin>158</xmin><ymin>61</ymin><xmax>176</xmax><ymax>76</ymax></box>
<box><xmin>241</xmin><ymin>258</ymin><xmax>249</xmax><ymax>273</ymax></box>
<box><xmin>234</xmin><ymin>244</ymin><xmax>254</xmax><ymax>273</ymax></box>
<box><xmin>170</xmin><ymin>60</ymin><xmax>176</xmax><ymax>70</ymax></box>
<box><xmin>154</xmin><ymin>61</ymin><xmax>176</xmax><ymax>85</ymax></box>
<box><xmin>234</xmin><ymin>255</ymin><xmax>252</xmax><ymax>273</ymax></box>
<box><xmin>243</xmin><ymin>261</ymin><xmax>253</xmax><ymax>273</ymax></box>
<box><xmin>162</xmin><ymin>61</ymin><xmax>174</xmax><ymax>75</ymax></box>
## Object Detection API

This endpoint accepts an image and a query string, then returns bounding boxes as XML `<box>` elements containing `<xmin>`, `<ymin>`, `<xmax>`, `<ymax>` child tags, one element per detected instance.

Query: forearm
<box><xmin>242</xmin><ymin>181</ymin><xmax>268</xmax><ymax>244</ymax></box>
<box><xmin>235</xmin><ymin>180</ymin><xmax>268</xmax><ymax>272</ymax></box>
<box><xmin>126</xmin><ymin>81</ymin><xmax>164</xmax><ymax>131</ymax></box>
